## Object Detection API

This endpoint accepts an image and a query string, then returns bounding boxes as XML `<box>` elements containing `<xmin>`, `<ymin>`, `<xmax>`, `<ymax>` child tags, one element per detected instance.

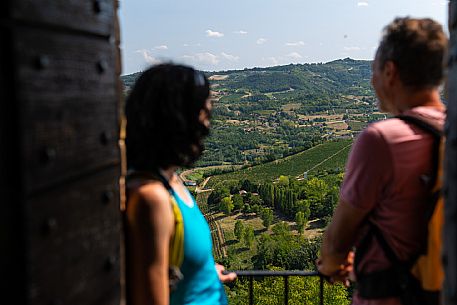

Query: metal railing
<box><xmin>229</xmin><ymin>270</ymin><xmax>325</xmax><ymax>305</ymax></box>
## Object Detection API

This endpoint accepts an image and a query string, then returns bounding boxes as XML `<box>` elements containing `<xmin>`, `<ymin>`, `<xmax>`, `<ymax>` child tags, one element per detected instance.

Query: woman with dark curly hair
<box><xmin>125</xmin><ymin>64</ymin><xmax>236</xmax><ymax>305</ymax></box>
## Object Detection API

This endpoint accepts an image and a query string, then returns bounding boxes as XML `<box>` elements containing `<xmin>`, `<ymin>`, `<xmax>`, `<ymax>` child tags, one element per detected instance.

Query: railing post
<box><xmin>249</xmin><ymin>275</ymin><xmax>254</xmax><ymax>305</ymax></box>
<box><xmin>284</xmin><ymin>275</ymin><xmax>289</xmax><ymax>305</ymax></box>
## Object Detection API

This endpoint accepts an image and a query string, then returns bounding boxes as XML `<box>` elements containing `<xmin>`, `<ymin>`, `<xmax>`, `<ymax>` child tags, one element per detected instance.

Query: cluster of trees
<box><xmin>209</xmin><ymin>174</ymin><xmax>342</xmax><ymax>232</ymax></box>
<box><xmin>198</xmin><ymin>116</ymin><xmax>325</xmax><ymax>167</ymax></box>
<box><xmin>253</xmin><ymin>227</ymin><xmax>320</xmax><ymax>270</ymax></box>
<box><xmin>226</xmin><ymin>226</ymin><xmax>351</xmax><ymax>304</ymax></box>
<box><xmin>210</xmin><ymin>174</ymin><xmax>350</xmax><ymax>304</ymax></box>
<box><xmin>234</xmin><ymin>221</ymin><xmax>255</xmax><ymax>247</ymax></box>
<box><xmin>257</xmin><ymin>176</ymin><xmax>339</xmax><ymax>223</ymax></box>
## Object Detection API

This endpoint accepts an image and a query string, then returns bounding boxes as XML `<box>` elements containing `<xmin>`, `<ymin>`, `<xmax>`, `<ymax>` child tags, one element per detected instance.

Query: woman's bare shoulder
<box><xmin>127</xmin><ymin>181</ymin><xmax>174</xmax><ymax>225</ymax></box>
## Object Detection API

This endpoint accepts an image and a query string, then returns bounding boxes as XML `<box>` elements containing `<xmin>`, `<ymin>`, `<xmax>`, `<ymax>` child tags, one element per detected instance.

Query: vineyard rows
<box><xmin>206</xmin><ymin>139</ymin><xmax>353</xmax><ymax>188</ymax></box>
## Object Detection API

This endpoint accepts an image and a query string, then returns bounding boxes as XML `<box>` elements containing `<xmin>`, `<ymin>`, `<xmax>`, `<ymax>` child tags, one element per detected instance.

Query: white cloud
<box><xmin>357</xmin><ymin>1</ymin><xmax>369</xmax><ymax>6</ymax></box>
<box><xmin>263</xmin><ymin>57</ymin><xmax>279</xmax><ymax>66</ymax></box>
<box><xmin>344</xmin><ymin>46</ymin><xmax>361</xmax><ymax>51</ymax></box>
<box><xmin>285</xmin><ymin>41</ymin><xmax>305</xmax><ymax>47</ymax></box>
<box><xmin>234</xmin><ymin>30</ymin><xmax>248</xmax><ymax>35</ymax></box>
<box><xmin>135</xmin><ymin>49</ymin><xmax>161</xmax><ymax>65</ymax></box>
<box><xmin>154</xmin><ymin>45</ymin><xmax>168</xmax><ymax>50</ymax></box>
<box><xmin>183</xmin><ymin>43</ymin><xmax>202</xmax><ymax>47</ymax></box>
<box><xmin>286</xmin><ymin>52</ymin><xmax>303</xmax><ymax>60</ymax></box>
<box><xmin>182</xmin><ymin>52</ymin><xmax>219</xmax><ymax>65</ymax></box>
<box><xmin>206</xmin><ymin>30</ymin><xmax>224</xmax><ymax>38</ymax></box>
<box><xmin>221</xmin><ymin>52</ymin><xmax>239</xmax><ymax>61</ymax></box>
<box><xmin>256</xmin><ymin>38</ymin><xmax>267</xmax><ymax>45</ymax></box>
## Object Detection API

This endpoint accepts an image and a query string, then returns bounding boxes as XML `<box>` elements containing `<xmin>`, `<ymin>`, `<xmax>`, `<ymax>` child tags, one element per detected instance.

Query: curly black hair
<box><xmin>376</xmin><ymin>17</ymin><xmax>447</xmax><ymax>89</ymax></box>
<box><xmin>125</xmin><ymin>64</ymin><xmax>210</xmax><ymax>171</ymax></box>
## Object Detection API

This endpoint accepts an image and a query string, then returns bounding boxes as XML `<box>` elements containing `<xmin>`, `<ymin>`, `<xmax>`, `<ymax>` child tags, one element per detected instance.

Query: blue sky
<box><xmin>120</xmin><ymin>0</ymin><xmax>448</xmax><ymax>75</ymax></box>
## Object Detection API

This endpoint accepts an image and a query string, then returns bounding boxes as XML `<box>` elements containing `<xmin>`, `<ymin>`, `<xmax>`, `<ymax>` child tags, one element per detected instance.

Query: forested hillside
<box><xmin>122</xmin><ymin>58</ymin><xmax>378</xmax><ymax>167</ymax></box>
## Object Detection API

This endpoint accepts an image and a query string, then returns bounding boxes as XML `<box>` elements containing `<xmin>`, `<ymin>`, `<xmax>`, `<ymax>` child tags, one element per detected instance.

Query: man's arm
<box><xmin>318</xmin><ymin>200</ymin><xmax>369</xmax><ymax>278</ymax></box>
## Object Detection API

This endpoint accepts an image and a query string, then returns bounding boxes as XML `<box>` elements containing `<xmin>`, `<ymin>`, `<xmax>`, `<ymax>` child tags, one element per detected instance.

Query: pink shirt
<box><xmin>340</xmin><ymin>107</ymin><xmax>445</xmax><ymax>305</ymax></box>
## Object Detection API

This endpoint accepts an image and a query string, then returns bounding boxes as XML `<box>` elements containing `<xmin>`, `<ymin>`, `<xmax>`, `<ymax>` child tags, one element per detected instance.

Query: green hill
<box><xmin>206</xmin><ymin>139</ymin><xmax>352</xmax><ymax>188</ymax></box>
<box><xmin>208</xmin><ymin>58</ymin><xmax>372</xmax><ymax>98</ymax></box>
<box><xmin>121</xmin><ymin>59</ymin><xmax>374</xmax><ymax>167</ymax></box>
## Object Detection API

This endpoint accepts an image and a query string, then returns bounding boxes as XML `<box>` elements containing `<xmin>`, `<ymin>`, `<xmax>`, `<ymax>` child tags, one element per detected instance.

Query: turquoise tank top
<box><xmin>169</xmin><ymin>188</ymin><xmax>228</xmax><ymax>305</ymax></box>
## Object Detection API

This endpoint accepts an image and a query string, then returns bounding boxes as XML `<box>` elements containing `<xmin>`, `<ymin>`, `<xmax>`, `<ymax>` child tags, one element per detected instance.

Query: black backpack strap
<box><xmin>126</xmin><ymin>169</ymin><xmax>174</xmax><ymax>193</ymax></box>
<box><xmin>395</xmin><ymin>115</ymin><xmax>442</xmax><ymax>137</ymax></box>
<box><xmin>397</xmin><ymin>115</ymin><xmax>443</xmax><ymax>224</ymax></box>
<box><xmin>155</xmin><ymin>171</ymin><xmax>174</xmax><ymax>193</ymax></box>
<box><xmin>396</xmin><ymin>115</ymin><xmax>442</xmax><ymax>190</ymax></box>
<box><xmin>355</xmin><ymin>222</ymin><xmax>403</xmax><ymax>276</ymax></box>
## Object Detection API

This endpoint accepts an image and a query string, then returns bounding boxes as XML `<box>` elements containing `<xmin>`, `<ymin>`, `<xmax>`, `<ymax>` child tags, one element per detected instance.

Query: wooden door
<box><xmin>0</xmin><ymin>1</ymin><xmax>123</xmax><ymax>304</ymax></box>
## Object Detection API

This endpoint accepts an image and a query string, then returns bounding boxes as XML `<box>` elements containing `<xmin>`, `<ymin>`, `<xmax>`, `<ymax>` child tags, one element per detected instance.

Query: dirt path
<box><xmin>180</xmin><ymin>165</ymin><xmax>236</xmax><ymax>182</ymax></box>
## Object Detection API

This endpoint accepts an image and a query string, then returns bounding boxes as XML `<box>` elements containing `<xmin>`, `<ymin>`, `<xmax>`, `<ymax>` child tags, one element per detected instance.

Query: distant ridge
<box><xmin>120</xmin><ymin>58</ymin><xmax>372</xmax><ymax>90</ymax></box>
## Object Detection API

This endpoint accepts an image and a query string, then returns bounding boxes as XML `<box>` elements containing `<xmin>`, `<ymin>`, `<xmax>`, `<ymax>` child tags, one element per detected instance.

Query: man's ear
<box><xmin>383</xmin><ymin>60</ymin><xmax>398</xmax><ymax>86</ymax></box>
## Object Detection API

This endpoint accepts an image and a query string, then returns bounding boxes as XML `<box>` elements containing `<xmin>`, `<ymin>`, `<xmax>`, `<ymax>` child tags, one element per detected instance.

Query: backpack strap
<box><xmin>397</xmin><ymin>115</ymin><xmax>443</xmax><ymax>225</ymax></box>
<box><xmin>126</xmin><ymin>170</ymin><xmax>185</xmax><ymax>269</ymax></box>
<box><xmin>155</xmin><ymin>171</ymin><xmax>185</xmax><ymax>269</ymax></box>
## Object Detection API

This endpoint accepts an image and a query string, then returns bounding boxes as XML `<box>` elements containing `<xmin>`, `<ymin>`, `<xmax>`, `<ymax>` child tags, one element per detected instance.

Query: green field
<box><xmin>347</xmin><ymin>120</ymin><xmax>367</xmax><ymax>131</ymax></box>
<box><xmin>206</xmin><ymin>139</ymin><xmax>352</xmax><ymax>188</ymax></box>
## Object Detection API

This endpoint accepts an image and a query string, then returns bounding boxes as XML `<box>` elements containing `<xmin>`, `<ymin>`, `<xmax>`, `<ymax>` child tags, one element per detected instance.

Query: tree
<box><xmin>234</xmin><ymin>220</ymin><xmax>245</xmax><ymax>241</ymax></box>
<box><xmin>272</xmin><ymin>222</ymin><xmax>290</xmax><ymax>236</ymax></box>
<box><xmin>278</xmin><ymin>175</ymin><xmax>289</xmax><ymax>187</ymax></box>
<box><xmin>232</xmin><ymin>194</ymin><xmax>244</xmax><ymax>211</ymax></box>
<box><xmin>259</xmin><ymin>183</ymin><xmax>274</xmax><ymax>207</ymax></box>
<box><xmin>208</xmin><ymin>187</ymin><xmax>230</xmax><ymax>206</ymax></box>
<box><xmin>249</xmin><ymin>195</ymin><xmax>263</xmax><ymax>206</ymax></box>
<box><xmin>219</xmin><ymin>196</ymin><xmax>234</xmax><ymax>215</ymax></box>
<box><xmin>242</xmin><ymin>203</ymin><xmax>251</xmax><ymax>214</ymax></box>
<box><xmin>284</xmin><ymin>189</ymin><xmax>297</xmax><ymax>216</ymax></box>
<box><xmin>251</xmin><ymin>204</ymin><xmax>261</xmax><ymax>214</ymax></box>
<box><xmin>295</xmin><ymin>211</ymin><xmax>306</xmax><ymax>234</ymax></box>
<box><xmin>243</xmin><ymin>226</ymin><xmax>255</xmax><ymax>247</ymax></box>
<box><xmin>260</xmin><ymin>208</ymin><xmax>274</xmax><ymax>229</ymax></box>
<box><xmin>296</xmin><ymin>199</ymin><xmax>311</xmax><ymax>221</ymax></box>
<box><xmin>241</xmin><ymin>179</ymin><xmax>256</xmax><ymax>192</ymax></box>
<box><xmin>304</xmin><ymin>178</ymin><xmax>329</xmax><ymax>218</ymax></box>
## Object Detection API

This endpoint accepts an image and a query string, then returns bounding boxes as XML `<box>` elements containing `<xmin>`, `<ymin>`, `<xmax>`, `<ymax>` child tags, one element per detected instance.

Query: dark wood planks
<box><xmin>11</xmin><ymin>0</ymin><xmax>114</xmax><ymax>36</ymax></box>
<box><xmin>26</xmin><ymin>167</ymin><xmax>121</xmax><ymax>305</ymax></box>
<box><xmin>13</xmin><ymin>27</ymin><xmax>119</xmax><ymax>194</ymax></box>
<box><xmin>0</xmin><ymin>0</ymin><xmax>122</xmax><ymax>304</ymax></box>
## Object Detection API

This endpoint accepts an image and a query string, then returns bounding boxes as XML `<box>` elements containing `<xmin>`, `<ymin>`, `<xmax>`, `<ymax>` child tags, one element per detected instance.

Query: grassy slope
<box><xmin>206</xmin><ymin>139</ymin><xmax>352</xmax><ymax>188</ymax></box>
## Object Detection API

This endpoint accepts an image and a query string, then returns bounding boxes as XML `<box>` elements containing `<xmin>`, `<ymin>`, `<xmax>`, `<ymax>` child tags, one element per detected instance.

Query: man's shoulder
<box><xmin>361</xmin><ymin>118</ymin><xmax>408</xmax><ymax>142</ymax></box>
<box><xmin>369</xmin><ymin>117</ymin><xmax>406</xmax><ymax>130</ymax></box>
<box><xmin>368</xmin><ymin>108</ymin><xmax>446</xmax><ymax>137</ymax></box>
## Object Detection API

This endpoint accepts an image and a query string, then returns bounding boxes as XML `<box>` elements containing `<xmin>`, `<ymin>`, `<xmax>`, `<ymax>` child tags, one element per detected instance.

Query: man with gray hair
<box><xmin>318</xmin><ymin>17</ymin><xmax>448</xmax><ymax>305</ymax></box>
